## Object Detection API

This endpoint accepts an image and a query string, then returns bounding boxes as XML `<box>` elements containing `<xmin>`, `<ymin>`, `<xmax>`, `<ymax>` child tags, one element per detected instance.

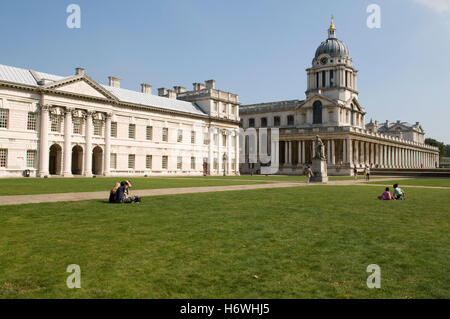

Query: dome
<box><xmin>314</xmin><ymin>38</ymin><xmax>350</xmax><ymax>59</ymax></box>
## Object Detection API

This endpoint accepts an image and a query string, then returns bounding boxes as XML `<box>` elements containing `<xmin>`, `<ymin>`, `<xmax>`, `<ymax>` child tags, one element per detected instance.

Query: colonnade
<box><xmin>280</xmin><ymin>138</ymin><xmax>439</xmax><ymax>168</ymax></box>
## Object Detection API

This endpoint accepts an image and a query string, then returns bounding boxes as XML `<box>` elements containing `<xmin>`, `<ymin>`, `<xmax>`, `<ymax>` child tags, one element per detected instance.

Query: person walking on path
<box><xmin>353</xmin><ymin>166</ymin><xmax>358</xmax><ymax>180</ymax></box>
<box><xmin>365</xmin><ymin>165</ymin><xmax>371</xmax><ymax>181</ymax></box>
<box><xmin>304</xmin><ymin>166</ymin><xmax>314</xmax><ymax>184</ymax></box>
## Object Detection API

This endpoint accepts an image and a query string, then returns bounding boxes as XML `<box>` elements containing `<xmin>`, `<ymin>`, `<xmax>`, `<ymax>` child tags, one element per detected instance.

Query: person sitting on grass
<box><xmin>120</xmin><ymin>180</ymin><xmax>141</xmax><ymax>203</ymax></box>
<box><xmin>378</xmin><ymin>187</ymin><xmax>395</xmax><ymax>200</ymax></box>
<box><xmin>393</xmin><ymin>184</ymin><xmax>405</xmax><ymax>200</ymax></box>
<box><xmin>109</xmin><ymin>182</ymin><xmax>121</xmax><ymax>203</ymax></box>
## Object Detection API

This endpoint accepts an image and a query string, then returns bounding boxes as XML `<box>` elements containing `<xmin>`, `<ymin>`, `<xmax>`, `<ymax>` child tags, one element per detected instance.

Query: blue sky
<box><xmin>1</xmin><ymin>0</ymin><xmax>449</xmax><ymax>143</ymax></box>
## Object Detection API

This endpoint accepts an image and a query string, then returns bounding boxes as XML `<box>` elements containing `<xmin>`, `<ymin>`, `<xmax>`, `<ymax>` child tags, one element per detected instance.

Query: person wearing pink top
<box><xmin>378</xmin><ymin>187</ymin><xmax>395</xmax><ymax>200</ymax></box>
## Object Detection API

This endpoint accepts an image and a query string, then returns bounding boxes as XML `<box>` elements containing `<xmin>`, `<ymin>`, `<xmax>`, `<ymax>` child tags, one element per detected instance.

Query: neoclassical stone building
<box><xmin>0</xmin><ymin>65</ymin><xmax>240</xmax><ymax>177</ymax></box>
<box><xmin>239</xmin><ymin>19</ymin><xmax>439</xmax><ymax>175</ymax></box>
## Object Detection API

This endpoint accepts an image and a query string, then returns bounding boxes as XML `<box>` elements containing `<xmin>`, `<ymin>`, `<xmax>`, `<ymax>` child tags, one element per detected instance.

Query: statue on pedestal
<box><xmin>314</xmin><ymin>135</ymin><xmax>326</xmax><ymax>160</ymax></box>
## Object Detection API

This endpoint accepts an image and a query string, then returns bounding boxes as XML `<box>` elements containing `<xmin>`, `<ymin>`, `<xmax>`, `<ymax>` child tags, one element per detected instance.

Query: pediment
<box><xmin>296</xmin><ymin>94</ymin><xmax>339</xmax><ymax>110</ymax></box>
<box><xmin>44</xmin><ymin>76</ymin><xmax>117</xmax><ymax>100</ymax></box>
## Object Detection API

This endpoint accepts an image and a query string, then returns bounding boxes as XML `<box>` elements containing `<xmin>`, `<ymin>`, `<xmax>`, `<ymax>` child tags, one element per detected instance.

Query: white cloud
<box><xmin>413</xmin><ymin>0</ymin><xmax>450</xmax><ymax>14</ymax></box>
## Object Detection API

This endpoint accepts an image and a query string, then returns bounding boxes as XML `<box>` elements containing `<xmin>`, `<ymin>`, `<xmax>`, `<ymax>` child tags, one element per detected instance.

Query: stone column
<box><xmin>347</xmin><ymin>138</ymin><xmax>353</xmax><ymax>166</ymax></box>
<box><xmin>331</xmin><ymin>140</ymin><xmax>334</xmax><ymax>165</ymax></box>
<box><xmin>63</xmin><ymin>107</ymin><xmax>73</xmax><ymax>176</ymax></box>
<box><xmin>218</xmin><ymin>130</ymin><xmax>223</xmax><ymax>174</ymax></box>
<box><xmin>312</xmin><ymin>140</ymin><xmax>316</xmax><ymax>159</ymax></box>
<box><xmin>84</xmin><ymin>111</ymin><xmax>93</xmax><ymax>176</ymax></box>
<box><xmin>354</xmin><ymin>140</ymin><xmax>359</xmax><ymax>166</ymax></box>
<box><xmin>235</xmin><ymin>132</ymin><xmax>240</xmax><ymax>174</ymax></box>
<box><xmin>208</xmin><ymin>127</ymin><xmax>213</xmax><ymax>174</ymax></box>
<box><xmin>38</xmin><ymin>104</ymin><xmax>50</xmax><ymax>177</ymax></box>
<box><xmin>366</xmin><ymin>142</ymin><xmax>370</xmax><ymax>165</ymax></box>
<box><xmin>370</xmin><ymin>143</ymin><xmax>375</xmax><ymax>166</ymax></box>
<box><xmin>288</xmin><ymin>141</ymin><xmax>292</xmax><ymax>165</ymax></box>
<box><xmin>227</xmin><ymin>131</ymin><xmax>232</xmax><ymax>174</ymax></box>
<box><xmin>284</xmin><ymin>141</ymin><xmax>288</xmax><ymax>165</ymax></box>
<box><xmin>301</xmin><ymin>140</ymin><xmax>305</xmax><ymax>164</ymax></box>
<box><xmin>327</xmin><ymin>140</ymin><xmax>331</xmax><ymax>164</ymax></box>
<box><xmin>104</xmin><ymin>113</ymin><xmax>112</xmax><ymax>176</ymax></box>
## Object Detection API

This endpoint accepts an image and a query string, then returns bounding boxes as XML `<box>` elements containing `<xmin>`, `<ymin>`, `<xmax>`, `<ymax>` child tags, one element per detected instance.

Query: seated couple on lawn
<box><xmin>109</xmin><ymin>180</ymin><xmax>141</xmax><ymax>204</ymax></box>
<box><xmin>378</xmin><ymin>184</ymin><xmax>405</xmax><ymax>200</ymax></box>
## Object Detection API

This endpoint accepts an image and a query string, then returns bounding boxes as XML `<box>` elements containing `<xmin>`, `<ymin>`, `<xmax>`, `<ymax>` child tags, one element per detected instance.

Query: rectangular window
<box><xmin>146</xmin><ymin>155</ymin><xmax>152</xmax><ymax>169</ymax></box>
<box><xmin>27</xmin><ymin>112</ymin><xmax>37</xmax><ymax>131</ymax></box>
<box><xmin>162</xmin><ymin>127</ymin><xmax>168</xmax><ymax>142</ymax></box>
<box><xmin>191</xmin><ymin>157</ymin><xmax>195</xmax><ymax>170</ymax></box>
<box><xmin>222</xmin><ymin>103</ymin><xmax>227</xmax><ymax>113</ymax></box>
<box><xmin>345</xmin><ymin>71</ymin><xmax>349</xmax><ymax>87</ymax></box>
<box><xmin>162</xmin><ymin>155</ymin><xmax>168</xmax><ymax>169</ymax></box>
<box><xmin>93</xmin><ymin>120</ymin><xmax>102</xmax><ymax>136</ymax></box>
<box><xmin>213</xmin><ymin>158</ymin><xmax>218</xmax><ymax>170</ymax></box>
<box><xmin>213</xmin><ymin>102</ymin><xmax>218</xmax><ymax>112</ymax></box>
<box><xmin>177</xmin><ymin>129</ymin><xmax>183</xmax><ymax>142</ymax></box>
<box><xmin>128</xmin><ymin>154</ymin><xmax>135</xmax><ymax>169</ymax></box>
<box><xmin>316</xmin><ymin>72</ymin><xmax>319</xmax><ymax>88</ymax></box>
<box><xmin>111</xmin><ymin>122</ymin><xmax>117</xmax><ymax>137</ymax></box>
<box><xmin>330</xmin><ymin>70</ymin><xmax>334</xmax><ymax>87</ymax></box>
<box><xmin>231</xmin><ymin>104</ymin><xmax>236</xmax><ymax>115</ymax></box>
<box><xmin>0</xmin><ymin>149</ymin><xmax>7</xmax><ymax>167</ymax></box>
<box><xmin>73</xmin><ymin>117</ymin><xmax>82</xmax><ymax>134</ymax></box>
<box><xmin>146</xmin><ymin>126</ymin><xmax>153</xmax><ymax>140</ymax></box>
<box><xmin>249</xmin><ymin>118</ymin><xmax>255</xmax><ymax>127</ymax></box>
<box><xmin>191</xmin><ymin>130</ymin><xmax>195</xmax><ymax>144</ymax></box>
<box><xmin>177</xmin><ymin>156</ymin><xmax>182</xmax><ymax>169</ymax></box>
<box><xmin>222</xmin><ymin>134</ymin><xmax>227</xmax><ymax>146</ymax></box>
<box><xmin>128</xmin><ymin>124</ymin><xmax>136</xmax><ymax>139</ymax></box>
<box><xmin>232</xmin><ymin>135</ymin><xmax>237</xmax><ymax>148</ymax></box>
<box><xmin>322</xmin><ymin>71</ymin><xmax>326</xmax><ymax>87</ymax></box>
<box><xmin>50</xmin><ymin>115</ymin><xmax>61</xmax><ymax>132</ymax></box>
<box><xmin>261</xmin><ymin>117</ymin><xmax>267</xmax><ymax>128</ymax></box>
<box><xmin>26</xmin><ymin>150</ymin><xmax>36</xmax><ymax>168</ymax></box>
<box><xmin>203</xmin><ymin>132</ymin><xmax>209</xmax><ymax>145</ymax></box>
<box><xmin>274</xmin><ymin>116</ymin><xmax>281</xmax><ymax>127</ymax></box>
<box><xmin>110</xmin><ymin>153</ymin><xmax>117</xmax><ymax>169</ymax></box>
<box><xmin>287</xmin><ymin>115</ymin><xmax>294</xmax><ymax>126</ymax></box>
<box><xmin>0</xmin><ymin>109</ymin><xmax>8</xmax><ymax>128</ymax></box>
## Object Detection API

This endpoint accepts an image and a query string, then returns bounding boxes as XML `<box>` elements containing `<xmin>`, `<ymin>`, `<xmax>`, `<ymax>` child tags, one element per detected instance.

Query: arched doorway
<box><xmin>72</xmin><ymin>145</ymin><xmax>83</xmax><ymax>175</ymax></box>
<box><xmin>92</xmin><ymin>146</ymin><xmax>103</xmax><ymax>175</ymax></box>
<box><xmin>49</xmin><ymin>144</ymin><xmax>62</xmax><ymax>175</ymax></box>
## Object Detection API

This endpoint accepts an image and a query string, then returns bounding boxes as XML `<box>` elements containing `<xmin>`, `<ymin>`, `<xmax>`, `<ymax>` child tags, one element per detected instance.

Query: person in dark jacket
<box><xmin>114</xmin><ymin>182</ymin><xmax>126</xmax><ymax>203</ymax></box>
<box><xmin>109</xmin><ymin>183</ymin><xmax>120</xmax><ymax>203</ymax></box>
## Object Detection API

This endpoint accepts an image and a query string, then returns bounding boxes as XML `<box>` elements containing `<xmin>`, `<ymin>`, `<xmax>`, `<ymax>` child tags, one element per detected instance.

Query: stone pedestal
<box><xmin>310</xmin><ymin>158</ymin><xmax>328</xmax><ymax>183</ymax></box>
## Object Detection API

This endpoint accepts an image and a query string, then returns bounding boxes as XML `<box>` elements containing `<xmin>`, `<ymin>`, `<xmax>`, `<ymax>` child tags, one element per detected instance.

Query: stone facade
<box><xmin>0</xmin><ymin>66</ymin><xmax>240</xmax><ymax>178</ymax></box>
<box><xmin>239</xmin><ymin>19</ymin><xmax>439</xmax><ymax>175</ymax></box>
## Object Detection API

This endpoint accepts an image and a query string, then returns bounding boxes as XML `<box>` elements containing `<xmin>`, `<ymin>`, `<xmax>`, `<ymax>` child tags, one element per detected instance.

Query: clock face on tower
<box><xmin>320</xmin><ymin>57</ymin><xmax>328</xmax><ymax>65</ymax></box>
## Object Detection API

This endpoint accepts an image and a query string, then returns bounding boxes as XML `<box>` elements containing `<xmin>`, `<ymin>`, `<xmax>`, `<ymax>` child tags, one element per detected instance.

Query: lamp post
<box><xmin>223</xmin><ymin>153</ymin><xmax>227</xmax><ymax>176</ymax></box>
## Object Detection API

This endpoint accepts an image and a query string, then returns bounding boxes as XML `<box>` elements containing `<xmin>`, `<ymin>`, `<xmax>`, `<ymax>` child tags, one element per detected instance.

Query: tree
<box><xmin>425</xmin><ymin>138</ymin><xmax>446</xmax><ymax>157</ymax></box>
<box><xmin>446</xmin><ymin>145</ymin><xmax>450</xmax><ymax>157</ymax></box>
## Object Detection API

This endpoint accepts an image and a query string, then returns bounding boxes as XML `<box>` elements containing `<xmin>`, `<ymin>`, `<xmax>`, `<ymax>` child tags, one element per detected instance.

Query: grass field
<box><xmin>368</xmin><ymin>178</ymin><xmax>450</xmax><ymax>188</ymax></box>
<box><xmin>0</xmin><ymin>175</ymin><xmax>384</xmax><ymax>196</ymax></box>
<box><xmin>0</xmin><ymin>185</ymin><xmax>449</xmax><ymax>298</ymax></box>
<box><xmin>0</xmin><ymin>177</ymin><xmax>267</xmax><ymax>196</ymax></box>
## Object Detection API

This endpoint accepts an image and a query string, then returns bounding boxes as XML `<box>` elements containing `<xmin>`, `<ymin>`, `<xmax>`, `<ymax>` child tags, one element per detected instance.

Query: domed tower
<box><xmin>305</xmin><ymin>17</ymin><xmax>358</xmax><ymax>103</ymax></box>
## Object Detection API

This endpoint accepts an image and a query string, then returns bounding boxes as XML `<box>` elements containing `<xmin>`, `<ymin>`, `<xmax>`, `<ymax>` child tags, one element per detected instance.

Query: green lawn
<box><xmin>368</xmin><ymin>178</ymin><xmax>450</xmax><ymax>188</ymax></box>
<box><xmin>0</xmin><ymin>177</ymin><xmax>266</xmax><ymax>196</ymax></box>
<box><xmin>0</xmin><ymin>185</ymin><xmax>449</xmax><ymax>298</ymax></box>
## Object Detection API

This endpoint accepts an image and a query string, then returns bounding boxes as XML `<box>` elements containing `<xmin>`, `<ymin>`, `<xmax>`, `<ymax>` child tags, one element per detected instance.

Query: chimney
<box><xmin>158</xmin><ymin>88</ymin><xmax>167</xmax><ymax>96</ymax></box>
<box><xmin>167</xmin><ymin>89</ymin><xmax>177</xmax><ymax>99</ymax></box>
<box><xmin>205</xmin><ymin>79</ymin><xmax>216</xmax><ymax>89</ymax></box>
<box><xmin>193</xmin><ymin>83</ymin><xmax>206</xmax><ymax>91</ymax></box>
<box><xmin>415</xmin><ymin>121</ymin><xmax>420</xmax><ymax>126</ymax></box>
<box><xmin>108</xmin><ymin>76</ymin><xmax>121</xmax><ymax>88</ymax></box>
<box><xmin>386</xmin><ymin>120</ymin><xmax>390</xmax><ymax>127</ymax></box>
<box><xmin>141</xmin><ymin>83</ymin><xmax>152</xmax><ymax>94</ymax></box>
<box><xmin>173</xmin><ymin>86</ymin><xmax>186</xmax><ymax>94</ymax></box>
<box><xmin>75</xmin><ymin>67</ymin><xmax>85</xmax><ymax>76</ymax></box>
